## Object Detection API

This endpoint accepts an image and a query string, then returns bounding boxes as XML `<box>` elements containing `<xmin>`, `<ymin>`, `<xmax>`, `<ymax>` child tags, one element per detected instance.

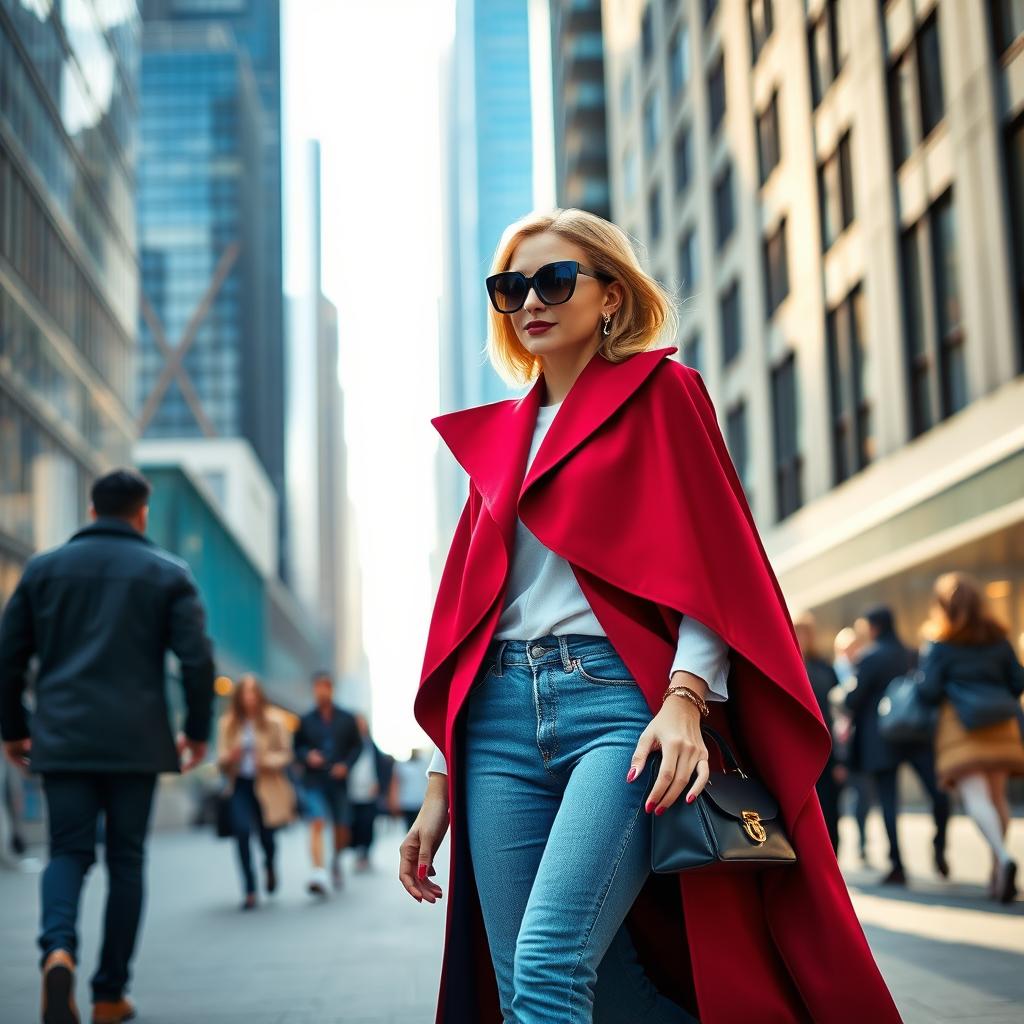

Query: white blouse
<box><xmin>427</xmin><ymin>400</ymin><xmax>730</xmax><ymax>776</ymax></box>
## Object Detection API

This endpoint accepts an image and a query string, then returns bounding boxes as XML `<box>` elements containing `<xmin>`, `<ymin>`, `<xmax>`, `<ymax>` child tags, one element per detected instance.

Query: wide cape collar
<box><xmin>431</xmin><ymin>345</ymin><xmax>676</xmax><ymax>559</ymax></box>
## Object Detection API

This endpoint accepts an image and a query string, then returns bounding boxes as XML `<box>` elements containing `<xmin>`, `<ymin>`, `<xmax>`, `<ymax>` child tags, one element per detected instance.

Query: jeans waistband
<box><xmin>485</xmin><ymin>634</ymin><xmax>616</xmax><ymax>674</ymax></box>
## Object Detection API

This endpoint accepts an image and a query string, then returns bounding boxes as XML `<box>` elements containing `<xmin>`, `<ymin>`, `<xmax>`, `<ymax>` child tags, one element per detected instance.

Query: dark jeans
<box><xmin>350</xmin><ymin>801</ymin><xmax>377</xmax><ymax>856</ymax></box>
<box><xmin>230</xmin><ymin>777</ymin><xmax>276</xmax><ymax>895</ymax></box>
<box><xmin>40</xmin><ymin>772</ymin><xmax>156</xmax><ymax>1001</ymax></box>
<box><xmin>873</xmin><ymin>747</ymin><xmax>950</xmax><ymax>872</ymax></box>
<box><xmin>816</xmin><ymin>763</ymin><xmax>841</xmax><ymax>853</ymax></box>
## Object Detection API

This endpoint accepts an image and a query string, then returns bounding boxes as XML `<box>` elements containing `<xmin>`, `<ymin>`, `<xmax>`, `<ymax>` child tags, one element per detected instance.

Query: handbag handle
<box><xmin>699</xmin><ymin>725</ymin><xmax>748</xmax><ymax>778</ymax></box>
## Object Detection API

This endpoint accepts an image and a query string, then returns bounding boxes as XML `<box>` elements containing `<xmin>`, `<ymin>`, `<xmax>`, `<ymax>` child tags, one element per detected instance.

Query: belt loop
<box><xmin>495</xmin><ymin>639</ymin><xmax>507</xmax><ymax>676</ymax></box>
<box><xmin>557</xmin><ymin>635</ymin><xmax>573</xmax><ymax>673</ymax></box>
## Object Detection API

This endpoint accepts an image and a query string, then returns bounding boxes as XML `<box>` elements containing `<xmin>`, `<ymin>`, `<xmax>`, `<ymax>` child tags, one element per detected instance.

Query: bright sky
<box><xmin>282</xmin><ymin>0</ymin><xmax>454</xmax><ymax>756</ymax></box>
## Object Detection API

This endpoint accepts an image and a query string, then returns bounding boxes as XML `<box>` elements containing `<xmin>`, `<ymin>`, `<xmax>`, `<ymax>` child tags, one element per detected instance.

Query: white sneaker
<box><xmin>306</xmin><ymin>868</ymin><xmax>329</xmax><ymax>897</ymax></box>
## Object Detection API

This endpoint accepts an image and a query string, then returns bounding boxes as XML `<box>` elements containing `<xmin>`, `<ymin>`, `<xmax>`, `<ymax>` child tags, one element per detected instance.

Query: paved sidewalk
<box><xmin>0</xmin><ymin>809</ymin><xmax>1021</xmax><ymax>1023</ymax></box>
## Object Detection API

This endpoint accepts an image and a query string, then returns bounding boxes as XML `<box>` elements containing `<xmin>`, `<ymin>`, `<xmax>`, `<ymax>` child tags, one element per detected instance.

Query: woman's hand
<box><xmin>399</xmin><ymin>774</ymin><xmax>450</xmax><ymax>905</ymax></box>
<box><xmin>627</xmin><ymin>673</ymin><xmax>710</xmax><ymax>813</ymax></box>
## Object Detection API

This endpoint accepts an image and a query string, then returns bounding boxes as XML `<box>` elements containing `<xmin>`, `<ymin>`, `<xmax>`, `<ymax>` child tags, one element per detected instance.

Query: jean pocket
<box><xmin>573</xmin><ymin>651</ymin><xmax>636</xmax><ymax>686</ymax></box>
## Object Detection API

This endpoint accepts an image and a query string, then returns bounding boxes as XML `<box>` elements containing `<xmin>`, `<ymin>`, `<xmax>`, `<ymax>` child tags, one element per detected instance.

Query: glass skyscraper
<box><xmin>0</xmin><ymin>0</ymin><xmax>141</xmax><ymax>599</ymax></box>
<box><xmin>136</xmin><ymin>0</ymin><xmax>285</xmax><ymax>572</ymax></box>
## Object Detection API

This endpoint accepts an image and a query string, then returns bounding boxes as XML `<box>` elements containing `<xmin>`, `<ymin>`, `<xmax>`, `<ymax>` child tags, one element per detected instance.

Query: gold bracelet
<box><xmin>662</xmin><ymin>684</ymin><xmax>710</xmax><ymax>717</ymax></box>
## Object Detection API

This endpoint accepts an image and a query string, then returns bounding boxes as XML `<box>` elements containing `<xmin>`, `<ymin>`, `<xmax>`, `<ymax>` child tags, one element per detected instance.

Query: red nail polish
<box><xmin>626</xmin><ymin>767</ymin><xmax>637</xmax><ymax>783</ymax></box>
<box><xmin>644</xmin><ymin>800</ymin><xmax>653</xmax><ymax>813</ymax></box>
<box><xmin>417</xmin><ymin>864</ymin><xmax>428</xmax><ymax>880</ymax></box>
<box><xmin>655</xmin><ymin>806</ymin><xmax>665</xmax><ymax>816</ymax></box>
<box><xmin>686</xmin><ymin>793</ymin><xmax>695</xmax><ymax>804</ymax></box>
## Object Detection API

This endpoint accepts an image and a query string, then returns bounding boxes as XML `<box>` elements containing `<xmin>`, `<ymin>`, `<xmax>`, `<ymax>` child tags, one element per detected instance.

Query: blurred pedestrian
<box><xmin>794</xmin><ymin>612</ymin><xmax>842</xmax><ymax>852</ymax></box>
<box><xmin>0</xmin><ymin>468</ymin><xmax>214</xmax><ymax>1024</ymax></box>
<box><xmin>0</xmin><ymin>751</ymin><xmax>27</xmax><ymax>868</ymax></box>
<box><xmin>294</xmin><ymin>672</ymin><xmax>361</xmax><ymax>895</ymax></box>
<box><xmin>390</xmin><ymin>749</ymin><xmax>430</xmax><ymax>830</ymax></box>
<box><xmin>918</xmin><ymin>572</ymin><xmax>1024</xmax><ymax>903</ymax></box>
<box><xmin>216</xmin><ymin>674</ymin><xmax>294</xmax><ymax>909</ymax></box>
<box><xmin>844</xmin><ymin>604</ymin><xmax>950</xmax><ymax>885</ymax></box>
<box><xmin>347</xmin><ymin>714</ymin><xmax>388</xmax><ymax>870</ymax></box>
<box><xmin>833</xmin><ymin>625</ymin><xmax>872</xmax><ymax>861</ymax></box>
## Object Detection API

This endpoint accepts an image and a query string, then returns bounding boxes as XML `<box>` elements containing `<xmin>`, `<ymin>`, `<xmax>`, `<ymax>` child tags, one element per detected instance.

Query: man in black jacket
<box><xmin>294</xmin><ymin>672</ymin><xmax>362</xmax><ymax>895</ymax></box>
<box><xmin>843</xmin><ymin>604</ymin><xmax>950</xmax><ymax>885</ymax></box>
<box><xmin>0</xmin><ymin>469</ymin><xmax>215</xmax><ymax>1024</ymax></box>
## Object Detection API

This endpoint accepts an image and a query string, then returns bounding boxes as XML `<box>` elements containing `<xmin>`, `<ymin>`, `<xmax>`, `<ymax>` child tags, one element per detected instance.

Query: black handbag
<box><xmin>649</xmin><ymin>726</ymin><xmax>796</xmax><ymax>872</ymax></box>
<box><xmin>215</xmin><ymin>785</ymin><xmax>235</xmax><ymax>839</ymax></box>
<box><xmin>878</xmin><ymin>669</ymin><xmax>938</xmax><ymax>743</ymax></box>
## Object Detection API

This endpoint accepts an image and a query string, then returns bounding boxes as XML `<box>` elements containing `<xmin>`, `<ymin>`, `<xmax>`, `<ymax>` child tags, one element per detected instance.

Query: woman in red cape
<box><xmin>400</xmin><ymin>209</ymin><xmax>902</xmax><ymax>1023</ymax></box>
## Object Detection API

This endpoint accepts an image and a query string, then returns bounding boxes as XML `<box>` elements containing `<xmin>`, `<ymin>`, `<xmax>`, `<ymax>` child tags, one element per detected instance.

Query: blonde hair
<box><xmin>486</xmin><ymin>208</ymin><xmax>679</xmax><ymax>388</ymax></box>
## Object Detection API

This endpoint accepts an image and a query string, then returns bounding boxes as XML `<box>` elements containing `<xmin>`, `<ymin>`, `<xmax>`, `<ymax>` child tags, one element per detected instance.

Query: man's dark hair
<box><xmin>861</xmin><ymin>604</ymin><xmax>895</xmax><ymax>637</ymax></box>
<box><xmin>91</xmin><ymin>469</ymin><xmax>152</xmax><ymax>518</ymax></box>
<box><xmin>312</xmin><ymin>670</ymin><xmax>333</xmax><ymax>685</ymax></box>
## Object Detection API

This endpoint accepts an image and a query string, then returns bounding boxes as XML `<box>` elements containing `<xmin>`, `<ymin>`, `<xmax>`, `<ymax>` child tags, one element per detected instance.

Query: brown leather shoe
<box><xmin>91</xmin><ymin>999</ymin><xmax>136</xmax><ymax>1024</ymax></box>
<box><xmin>41</xmin><ymin>949</ymin><xmax>80</xmax><ymax>1024</ymax></box>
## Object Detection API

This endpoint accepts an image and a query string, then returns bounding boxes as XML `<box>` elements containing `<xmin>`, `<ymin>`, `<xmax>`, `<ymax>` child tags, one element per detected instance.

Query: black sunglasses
<box><xmin>485</xmin><ymin>260</ymin><xmax>612</xmax><ymax>314</ymax></box>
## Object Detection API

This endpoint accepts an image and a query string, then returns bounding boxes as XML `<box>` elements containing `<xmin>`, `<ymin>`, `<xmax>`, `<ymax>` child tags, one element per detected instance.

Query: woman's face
<box><xmin>505</xmin><ymin>232</ymin><xmax>621</xmax><ymax>361</ymax></box>
<box><xmin>240</xmin><ymin>679</ymin><xmax>260</xmax><ymax>717</ymax></box>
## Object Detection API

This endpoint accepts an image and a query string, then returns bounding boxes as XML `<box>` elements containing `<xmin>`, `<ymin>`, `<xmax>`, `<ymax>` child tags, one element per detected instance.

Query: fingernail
<box><xmin>655</xmin><ymin>806</ymin><xmax>666</xmax><ymax>816</ymax></box>
<box><xmin>686</xmin><ymin>793</ymin><xmax>695</xmax><ymax>804</ymax></box>
<box><xmin>417</xmin><ymin>864</ymin><xmax>428</xmax><ymax>880</ymax></box>
<box><xmin>626</xmin><ymin>767</ymin><xmax>637</xmax><ymax>783</ymax></box>
<box><xmin>644</xmin><ymin>800</ymin><xmax>653</xmax><ymax>813</ymax></box>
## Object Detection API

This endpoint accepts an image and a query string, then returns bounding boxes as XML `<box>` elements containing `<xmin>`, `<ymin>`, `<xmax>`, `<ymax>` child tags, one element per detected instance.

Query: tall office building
<box><xmin>137</xmin><ymin>0</ymin><xmax>286</xmax><ymax>574</ymax></box>
<box><xmin>435</xmin><ymin>0</ymin><xmax>553</xmax><ymax>549</ymax></box>
<box><xmin>550</xmin><ymin>0</ymin><xmax>612</xmax><ymax>218</ymax></box>
<box><xmin>602</xmin><ymin>0</ymin><xmax>1024</xmax><ymax>644</ymax></box>
<box><xmin>0</xmin><ymin>0</ymin><xmax>141</xmax><ymax>600</ymax></box>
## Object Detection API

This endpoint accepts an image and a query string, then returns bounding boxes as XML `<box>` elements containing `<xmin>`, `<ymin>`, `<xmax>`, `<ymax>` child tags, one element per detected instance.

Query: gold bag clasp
<box><xmin>741</xmin><ymin>810</ymin><xmax>767</xmax><ymax>844</ymax></box>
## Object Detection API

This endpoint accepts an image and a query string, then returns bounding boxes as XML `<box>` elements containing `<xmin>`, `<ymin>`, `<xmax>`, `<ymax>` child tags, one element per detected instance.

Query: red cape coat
<box><xmin>414</xmin><ymin>345</ymin><xmax>902</xmax><ymax>1024</ymax></box>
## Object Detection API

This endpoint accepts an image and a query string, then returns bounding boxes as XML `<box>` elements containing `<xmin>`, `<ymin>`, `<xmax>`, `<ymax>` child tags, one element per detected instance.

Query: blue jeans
<box><xmin>230</xmin><ymin>777</ymin><xmax>276</xmax><ymax>895</ymax></box>
<box><xmin>464</xmin><ymin>634</ymin><xmax>697</xmax><ymax>1024</ymax></box>
<box><xmin>40</xmin><ymin>773</ymin><xmax>156</xmax><ymax>1001</ymax></box>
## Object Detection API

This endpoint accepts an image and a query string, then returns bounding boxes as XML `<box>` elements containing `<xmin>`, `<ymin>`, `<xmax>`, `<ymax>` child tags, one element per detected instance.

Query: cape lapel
<box><xmin>430</xmin><ymin>345</ymin><xmax>677</xmax><ymax>561</ymax></box>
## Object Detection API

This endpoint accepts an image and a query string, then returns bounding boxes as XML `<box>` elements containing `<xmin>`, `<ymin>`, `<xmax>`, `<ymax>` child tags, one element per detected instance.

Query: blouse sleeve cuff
<box><xmin>670</xmin><ymin>614</ymin><xmax>731</xmax><ymax>702</ymax></box>
<box><xmin>426</xmin><ymin>745</ymin><xmax>448</xmax><ymax>777</ymax></box>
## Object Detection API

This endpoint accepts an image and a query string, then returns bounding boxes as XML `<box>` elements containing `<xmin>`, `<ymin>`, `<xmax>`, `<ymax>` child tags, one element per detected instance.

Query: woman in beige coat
<box><xmin>216</xmin><ymin>674</ymin><xmax>295</xmax><ymax>908</ymax></box>
<box><xmin>919</xmin><ymin>572</ymin><xmax>1024</xmax><ymax>903</ymax></box>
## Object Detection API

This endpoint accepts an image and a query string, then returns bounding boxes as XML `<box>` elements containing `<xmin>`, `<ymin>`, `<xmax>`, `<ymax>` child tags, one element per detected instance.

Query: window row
<box><xmin>0</xmin><ymin>146</ymin><xmax>135</xmax><ymax>402</ymax></box>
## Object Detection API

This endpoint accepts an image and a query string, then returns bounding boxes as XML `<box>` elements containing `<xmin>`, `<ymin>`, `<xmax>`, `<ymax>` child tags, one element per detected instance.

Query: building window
<box><xmin>1005</xmin><ymin>113</ymin><xmax>1024</xmax><ymax>370</ymax></box>
<box><xmin>678</xmin><ymin>226</ymin><xmax>700</xmax><ymax>294</ymax></box>
<box><xmin>990</xmin><ymin>0</ymin><xmax>1024</xmax><ymax>57</ymax></box>
<box><xmin>683</xmin><ymin>333</ymin><xmax>704</xmax><ymax>375</ymax></box>
<box><xmin>641</xmin><ymin>4</ymin><xmax>655</xmax><ymax>65</ymax></box>
<box><xmin>726</xmin><ymin>400</ymin><xmax>753</xmax><ymax>502</ymax></box>
<box><xmin>713</xmin><ymin>163</ymin><xmax>735</xmax><ymax>249</ymax></box>
<box><xmin>648</xmin><ymin>182</ymin><xmax>663</xmax><ymax>240</ymax></box>
<box><xmin>749</xmin><ymin>0</ymin><xmax>774</xmax><ymax>63</ymax></box>
<box><xmin>763</xmin><ymin>218</ymin><xmax>789</xmax><ymax>317</ymax></box>
<box><xmin>809</xmin><ymin>0</ymin><xmax>848</xmax><ymax>107</ymax></box>
<box><xmin>888</xmin><ymin>11</ymin><xmax>945</xmax><ymax>167</ymax></box>
<box><xmin>621</xmin><ymin>67</ymin><xmax>635</xmax><ymax>114</ymax></box>
<box><xmin>643</xmin><ymin>90</ymin><xmax>662</xmax><ymax>155</ymax></box>
<box><xmin>624</xmin><ymin>146</ymin><xmax>638</xmax><ymax>200</ymax></box>
<box><xmin>818</xmin><ymin>131</ymin><xmax>855</xmax><ymax>249</ymax></box>
<box><xmin>756</xmin><ymin>90</ymin><xmax>781</xmax><ymax>185</ymax></box>
<box><xmin>674</xmin><ymin>125</ymin><xmax>693</xmax><ymax>194</ymax></box>
<box><xmin>708</xmin><ymin>54</ymin><xmax>726</xmax><ymax>136</ymax></box>
<box><xmin>720</xmin><ymin>279</ymin><xmax>742</xmax><ymax>366</ymax></box>
<box><xmin>670</xmin><ymin>23</ymin><xmax>692</xmax><ymax>97</ymax></box>
<box><xmin>827</xmin><ymin>284</ymin><xmax>873</xmax><ymax>485</ymax></box>
<box><xmin>771</xmin><ymin>352</ymin><xmax>803</xmax><ymax>520</ymax></box>
<box><xmin>901</xmin><ymin>190</ymin><xmax>966</xmax><ymax>437</ymax></box>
